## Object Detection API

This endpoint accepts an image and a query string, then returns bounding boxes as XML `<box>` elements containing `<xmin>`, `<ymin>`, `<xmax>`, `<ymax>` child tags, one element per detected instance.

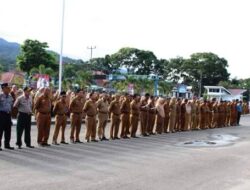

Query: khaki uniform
<box><xmin>140</xmin><ymin>99</ymin><xmax>149</xmax><ymax>136</ymax></box>
<box><xmin>34</xmin><ymin>95</ymin><xmax>51</xmax><ymax>145</ymax></box>
<box><xmin>196</xmin><ymin>102</ymin><xmax>201</xmax><ymax>129</ymax></box>
<box><xmin>96</xmin><ymin>98</ymin><xmax>109</xmax><ymax>139</ymax></box>
<box><xmin>83</xmin><ymin>99</ymin><xmax>97</xmax><ymax>141</ymax></box>
<box><xmin>120</xmin><ymin>99</ymin><xmax>130</xmax><ymax>138</ymax></box>
<box><xmin>53</xmin><ymin>99</ymin><xmax>68</xmax><ymax>143</ymax></box>
<box><xmin>230</xmin><ymin>102</ymin><xmax>237</xmax><ymax>126</ymax></box>
<box><xmin>130</xmin><ymin>100</ymin><xmax>140</xmax><ymax>137</ymax></box>
<box><xmin>180</xmin><ymin>102</ymin><xmax>186</xmax><ymax>131</ymax></box>
<box><xmin>69</xmin><ymin>97</ymin><xmax>85</xmax><ymax>142</ymax></box>
<box><xmin>207</xmin><ymin>102</ymin><xmax>213</xmax><ymax>128</ymax></box>
<box><xmin>109</xmin><ymin>100</ymin><xmax>121</xmax><ymax>139</ymax></box>
<box><xmin>163</xmin><ymin>101</ymin><xmax>170</xmax><ymax>133</ymax></box>
<box><xmin>184</xmin><ymin>103</ymin><xmax>192</xmax><ymax>131</ymax></box>
<box><xmin>175</xmin><ymin>102</ymin><xmax>181</xmax><ymax>131</ymax></box>
<box><xmin>168</xmin><ymin>101</ymin><xmax>176</xmax><ymax>133</ymax></box>
<box><xmin>217</xmin><ymin>103</ymin><xmax>224</xmax><ymax>128</ymax></box>
<box><xmin>199</xmin><ymin>103</ymin><xmax>206</xmax><ymax>130</ymax></box>
<box><xmin>147</xmin><ymin>101</ymin><xmax>156</xmax><ymax>134</ymax></box>
<box><xmin>225</xmin><ymin>102</ymin><xmax>231</xmax><ymax>126</ymax></box>
<box><xmin>190</xmin><ymin>102</ymin><xmax>197</xmax><ymax>130</ymax></box>
<box><xmin>204</xmin><ymin>103</ymin><xmax>210</xmax><ymax>129</ymax></box>
<box><xmin>211</xmin><ymin>103</ymin><xmax>218</xmax><ymax>128</ymax></box>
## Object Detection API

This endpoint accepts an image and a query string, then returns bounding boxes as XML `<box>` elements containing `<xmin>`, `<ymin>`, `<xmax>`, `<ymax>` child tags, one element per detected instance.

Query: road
<box><xmin>1</xmin><ymin>115</ymin><xmax>250</xmax><ymax>190</ymax></box>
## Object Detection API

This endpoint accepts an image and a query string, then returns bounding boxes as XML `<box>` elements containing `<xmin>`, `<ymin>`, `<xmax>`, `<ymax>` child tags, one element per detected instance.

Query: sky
<box><xmin>0</xmin><ymin>0</ymin><xmax>249</xmax><ymax>79</ymax></box>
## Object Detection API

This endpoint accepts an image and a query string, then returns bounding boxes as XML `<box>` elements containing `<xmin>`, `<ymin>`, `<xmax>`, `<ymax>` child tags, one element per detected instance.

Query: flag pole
<box><xmin>58</xmin><ymin>0</ymin><xmax>65</xmax><ymax>92</ymax></box>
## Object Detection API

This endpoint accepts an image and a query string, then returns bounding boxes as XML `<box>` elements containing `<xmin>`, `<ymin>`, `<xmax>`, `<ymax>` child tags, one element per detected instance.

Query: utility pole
<box><xmin>87</xmin><ymin>46</ymin><xmax>96</xmax><ymax>60</ymax></box>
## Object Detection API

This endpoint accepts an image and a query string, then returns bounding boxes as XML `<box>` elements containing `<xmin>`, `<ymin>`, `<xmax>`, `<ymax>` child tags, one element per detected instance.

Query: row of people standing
<box><xmin>0</xmin><ymin>83</ymin><xmax>248</xmax><ymax>151</ymax></box>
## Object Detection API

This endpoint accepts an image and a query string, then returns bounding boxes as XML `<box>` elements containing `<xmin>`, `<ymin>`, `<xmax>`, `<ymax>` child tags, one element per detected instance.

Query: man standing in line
<box><xmin>52</xmin><ymin>91</ymin><xmax>69</xmax><ymax>145</ymax></box>
<box><xmin>109</xmin><ymin>94</ymin><xmax>121</xmax><ymax>140</ymax></box>
<box><xmin>34</xmin><ymin>87</ymin><xmax>52</xmax><ymax>146</ymax></box>
<box><xmin>13</xmin><ymin>87</ymin><xmax>34</xmax><ymax>149</ymax></box>
<box><xmin>83</xmin><ymin>92</ymin><xmax>98</xmax><ymax>142</ymax></box>
<box><xmin>69</xmin><ymin>89</ymin><xmax>85</xmax><ymax>143</ymax></box>
<box><xmin>120</xmin><ymin>93</ymin><xmax>130</xmax><ymax>139</ymax></box>
<box><xmin>0</xmin><ymin>83</ymin><xmax>14</xmax><ymax>150</ymax></box>
<box><xmin>96</xmin><ymin>93</ymin><xmax>109</xmax><ymax>141</ymax></box>
<box><xmin>130</xmin><ymin>94</ymin><xmax>141</xmax><ymax>138</ymax></box>
<box><xmin>140</xmin><ymin>93</ymin><xmax>150</xmax><ymax>136</ymax></box>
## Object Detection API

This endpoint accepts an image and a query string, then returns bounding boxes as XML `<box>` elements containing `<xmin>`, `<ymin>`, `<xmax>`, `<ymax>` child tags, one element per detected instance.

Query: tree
<box><xmin>158</xmin><ymin>81</ymin><xmax>173</xmax><ymax>96</ymax></box>
<box><xmin>29</xmin><ymin>64</ymin><xmax>55</xmax><ymax>76</ymax></box>
<box><xmin>73</xmin><ymin>70</ymin><xmax>92</xmax><ymax>89</ymax></box>
<box><xmin>110</xmin><ymin>47</ymin><xmax>158</xmax><ymax>75</ymax></box>
<box><xmin>163</xmin><ymin>57</ymin><xmax>186</xmax><ymax>83</ymax></box>
<box><xmin>17</xmin><ymin>39</ymin><xmax>57</xmax><ymax>73</ymax></box>
<box><xmin>184</xmin><ymin>53</ymin><xmax>230</xmax><ymax>95</ymax></box>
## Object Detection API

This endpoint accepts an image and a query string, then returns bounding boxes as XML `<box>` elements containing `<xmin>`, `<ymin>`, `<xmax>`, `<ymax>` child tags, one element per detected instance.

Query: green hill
<box><xmin>0</xmin><ymin>37</ymin><xmax>83</xmax><ymax>72</ymax></box>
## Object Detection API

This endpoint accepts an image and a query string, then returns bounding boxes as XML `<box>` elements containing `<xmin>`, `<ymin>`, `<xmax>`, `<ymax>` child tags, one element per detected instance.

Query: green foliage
<box><xmin>110</xmin><ymin>47</ymin><xmax>158</xmax><ymax>75</ymax></box>
<box><xmin>29</xmin><ymin>64</ymin><xmax>55</xmax><ymax>76</ymax></box>
<box><xmin>112</xmin><ymin>75</ymin><xmax>155</xmax><ymax>95</ymax></box>
<box><xmin>17</xmin><ymin>39</ymin><xmax>57</xmax><ymax>74</ymax></box>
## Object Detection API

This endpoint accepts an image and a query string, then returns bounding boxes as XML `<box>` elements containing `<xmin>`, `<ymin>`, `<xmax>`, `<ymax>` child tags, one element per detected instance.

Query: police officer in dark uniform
<box><xmin>0</xmin><ymin>83</ymin><xmax>14</xmax><ymax>150</ymax></box>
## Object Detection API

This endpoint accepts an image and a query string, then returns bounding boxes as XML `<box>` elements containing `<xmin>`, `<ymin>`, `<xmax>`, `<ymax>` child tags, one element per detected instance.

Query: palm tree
<box><xmin>29</xmin><ymin>64</ymin><xmax>55</xmax><ymax>76</ymax></box>
<box><xmin>73</xmin><ymin>70</ymin><xmax>92</xmax><ymax>89</ymax></box>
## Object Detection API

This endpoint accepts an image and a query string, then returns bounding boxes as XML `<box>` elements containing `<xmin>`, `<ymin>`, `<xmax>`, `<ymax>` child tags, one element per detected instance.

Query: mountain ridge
<box><xmin>0</xmin><ymin>37</ymin><xmax>82</xmax><ymax>72</ymax></box>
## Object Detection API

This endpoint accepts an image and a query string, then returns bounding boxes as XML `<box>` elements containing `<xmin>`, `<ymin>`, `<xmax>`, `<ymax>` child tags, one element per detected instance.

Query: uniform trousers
<box><xmin>16</xmin><ymin>112</ymin><xmax>32</xmax><ymax>146</ymax></box>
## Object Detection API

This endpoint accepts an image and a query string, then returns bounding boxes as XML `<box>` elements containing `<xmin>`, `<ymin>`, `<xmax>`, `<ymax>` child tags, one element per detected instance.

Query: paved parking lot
<box><xmin>1</xmin><ymin>115</ymin><xmax>250</xmax><ymax>190</ymax></box>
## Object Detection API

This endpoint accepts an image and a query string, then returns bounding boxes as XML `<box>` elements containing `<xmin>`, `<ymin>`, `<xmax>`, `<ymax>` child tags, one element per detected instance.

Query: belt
<box><xmin>121</xmin><ymin>111</ymin><xmax>130</xmax><ymax>114</ymax></box>
<box><xmin>98</xmin><ymin>111</ymin><xmax>108</xmax><ymax>114</ymax></box>
<box><xmin>38</xmin><ymin>112</ymin><xmax>50</xmax><ymax>115</ymax></box>
<box><xmin>132</xmin><ymin>113</ymin><xmax>139</xmax><ymax>117</ymax></box>
<box><xmin>0</xmin><ymin>111</ymin><xmax>11</xmax><ymax>115</ymax></box>
<box><xmin>19</xmin><ymin>112</ymin><xmax>32</xmax><ymax>115</ymax></box>
<box><xmin>73</xmin><ymin>112</ymin><xmax>82</xmax><ymax>115</ymax></box>
<box><xmin>87</xmin><ymin>114</ymin><xmax>95</xmax><ymax>117</ymax></box>
<box><xmin>56</xmin><ymin>114</ymin><xmax>66</xmax><ymax>116</ymax></box>
<box><xmin>112</xmin><ymin>113</ymin><xmax>120</xmax><ymax>116</ymax></box>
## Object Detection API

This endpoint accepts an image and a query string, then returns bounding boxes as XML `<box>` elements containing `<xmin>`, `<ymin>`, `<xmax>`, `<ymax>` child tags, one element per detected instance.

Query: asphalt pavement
<box><xmin>1</xmin><ymin>115</ymin><xmax>250</xmax><ymax>190</ymax></box>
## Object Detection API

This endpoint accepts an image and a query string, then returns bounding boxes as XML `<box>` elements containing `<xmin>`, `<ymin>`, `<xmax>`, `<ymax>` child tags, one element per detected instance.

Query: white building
<box><xmin>204</xmin><ymin>86</ymin><xmax>247</xmax><ymax>101</ymax></box>
<box><xmin>172</xmin><ymin>84</ymin><xmax>193</xmax><ymax>98</ymax></box>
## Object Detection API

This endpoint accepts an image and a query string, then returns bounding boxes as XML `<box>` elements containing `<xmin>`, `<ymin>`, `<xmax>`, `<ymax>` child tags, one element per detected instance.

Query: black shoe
<box><xmin>131</xmin><ymin>136</ymin><xmax>139</xmax><ymax>138</ymax></box>
<box><xmin>42</xmin><ymin>143</ymin><xmax>51</xmax><ymax>147</ymax></box>
<box><xmin>91</xmin><ymin>139</ymin><xmax>98</xmax><ymax>142</ymax></box>
<box><xmin>0</xmin><ymin>147</ymin><xmax>2</xmax><ymax>151</ymax></box>
<box><xmin>60</xmin><ymin>141</ymin><xmax>69</xmax><ymax>144</ymax></box>
<box><xmin>5</xmin><ymin>146</ymin><xmax>14</xmax><ymax>150</ymax></box>
<box><xmin>123</xmin><ymin>136</ymin><xmax>130</xmax><ymax>139</ymax></box>
<box><xmin>86</xmin><ymin>139</ymin><xmax>90</xmax><ymax>143</ymax></box>
<box><xmin>75</xmin><ymin>140</ymin><xmax>83</xmax><ymax>144</ymax></box>
<box><xmin>26</xmin><ymin>145</ymin><xmax>35</xmax><ymax>148</ymax></box>
<box><xmin>52</xmin><ymin>141</ymin><xmax>60</xmax><ymax>145</ymax></box>
<box><xmin>103</xmin><ymin>137</ymin><xmax>109</xmax><ymax>141</ymax></box>
<box><xmin>16</xmin><ymin>143</ymin><xmax>22</xmax><ymax>149</ymax></box>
